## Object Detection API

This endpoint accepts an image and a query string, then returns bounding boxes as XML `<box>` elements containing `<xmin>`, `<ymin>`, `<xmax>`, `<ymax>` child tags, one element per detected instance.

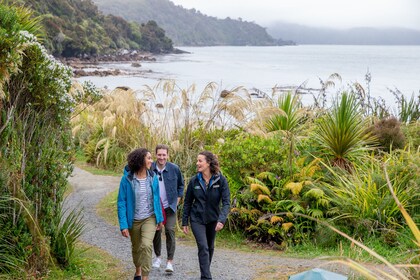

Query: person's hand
<box><xmin>183</xmin><ymin>226</ymin><xmax>189</xmax><ymax>235</ymax></box>
<box><xmin>215</xmin><ymin>222</ymin><xmax>224</xmax><ymax>232</ymax></box>
<box><xmin>121</xmin><ymin>229</ymin><xmax>129</xmax><ymax>238</ymax></box>
<box><xmin>156</xmin><ymin>223</ymin><xmax>163</xmax><ymax>231</ymax></box>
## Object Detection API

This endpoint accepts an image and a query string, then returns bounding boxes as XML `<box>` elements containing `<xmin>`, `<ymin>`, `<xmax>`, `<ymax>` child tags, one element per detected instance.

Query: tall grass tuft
<box><xmin>0</xmin><ymin>196</ymin><xmax>25</xmax><ymax>276</ymax></box>
<box><xmin>51</xmin><ymin>205</ymin><xmax>85</xmax><ymax>268</ymax></box>
<box><xmin>391</xmin><ymin>90</ymin><xmax>420</xmax><ymax>124</ymax></box>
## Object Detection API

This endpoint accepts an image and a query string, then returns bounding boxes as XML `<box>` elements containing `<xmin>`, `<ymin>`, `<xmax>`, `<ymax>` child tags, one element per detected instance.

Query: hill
<box><xmin>92</xmin><ymin>0</ymin><xmax>293</xmax><ymax>46</ymax></box>
<box><xmin>6</xmin><ymin>0</ymin><xmax>174</xmax><ymax>57</ymax></box>
<box><xmin>267</xmin><ymin>22</ymin><xmax>420</xmax><ymax>45</ymax></box>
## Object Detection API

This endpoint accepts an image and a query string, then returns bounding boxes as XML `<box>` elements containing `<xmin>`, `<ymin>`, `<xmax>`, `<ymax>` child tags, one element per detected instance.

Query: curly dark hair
<box><xmin>127</xmin><ymin>148</ymin><xmax>150</xmax><ymax>173</ymax></box>
<box><xmin>199</xmin><ymin>151</ymin><xmax>220</xmax><ymax>175</ymax></box>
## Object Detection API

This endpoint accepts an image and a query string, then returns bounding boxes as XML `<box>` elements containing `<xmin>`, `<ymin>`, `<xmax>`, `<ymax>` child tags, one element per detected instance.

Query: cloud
<box><xmin>170</xmin><ymin>0</ymin><xmax>420</xmax><ymax>30</ymax></box>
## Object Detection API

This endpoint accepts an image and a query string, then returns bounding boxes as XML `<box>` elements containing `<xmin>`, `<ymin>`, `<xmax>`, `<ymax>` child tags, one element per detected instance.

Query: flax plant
<box><xmin>51</xmin><ymin>205</ymin><xmax>85</xmax><ymax>268</ymax></box>
<box><xmin>391</xmin><ymin>90</ymin><xmax>420</xmax><ymax>124</ymax></box>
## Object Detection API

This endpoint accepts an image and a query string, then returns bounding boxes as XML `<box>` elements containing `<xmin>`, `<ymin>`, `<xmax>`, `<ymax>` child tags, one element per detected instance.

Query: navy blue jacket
<box><xmin>182</xmin><ymin>172</ymin><xmax>230</xmax><ymax>226</ymax></box>
<box><xmin>152</xmin><ymin>162</ymin><xmax>184</xmax><ymax>213</ymax></box>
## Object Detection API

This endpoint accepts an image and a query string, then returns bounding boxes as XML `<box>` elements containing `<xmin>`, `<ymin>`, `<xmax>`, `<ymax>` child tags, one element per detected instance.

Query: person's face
<box><xmin>156</xmin><ymin>148</ymin><xmax>168</xmax><ymax>167</ymax></box>
<box><xmin>196</xmin><ymin>154</ymin><xmax>210</xmax><ymax>173</ymax></box>
<box><xmin>145</xmin><ymin>152</ymin><xmax>153</xmax><ymax>169</ymax></box>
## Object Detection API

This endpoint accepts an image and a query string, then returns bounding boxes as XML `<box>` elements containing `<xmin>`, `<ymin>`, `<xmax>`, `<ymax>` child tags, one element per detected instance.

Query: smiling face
<box><xmin>156</xmin><ymin>148</ymin><xmax>168</xmax><ymax>169</ymax></box>
<box><xmin>145</xmin><ymin>152</ymin><xmax>153</xmax><ymax>170</ymax></box>
<box><xmin>196</xmin><ymin>154</ymin><xmax>210</xmax><ymax>174</ymax></box>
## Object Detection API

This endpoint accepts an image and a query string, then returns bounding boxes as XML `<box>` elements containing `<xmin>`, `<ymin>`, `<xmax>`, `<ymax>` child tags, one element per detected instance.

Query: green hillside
<box><xmin>93</xmin><ymin>0</ymin><xmax>292</xmax><ymax>46</ymax></box>
<box><xmin>5</xmin><ymin>0</ymin><xmax>174</xmax><ymax>57</ymax></box>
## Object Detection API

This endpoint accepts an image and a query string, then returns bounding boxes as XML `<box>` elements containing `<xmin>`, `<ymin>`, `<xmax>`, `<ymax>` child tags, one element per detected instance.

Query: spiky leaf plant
<box><xmin>314</xmin><ymin>92</ymin><xmax>376</xmax><ymax>171</ymax></box>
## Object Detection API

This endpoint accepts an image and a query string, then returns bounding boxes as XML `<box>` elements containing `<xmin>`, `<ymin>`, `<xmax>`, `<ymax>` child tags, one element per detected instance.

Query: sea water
<box><xmin>77</xmin><ymin>45</ymin><xmax>420</xmax><ymax>107</ymax></box>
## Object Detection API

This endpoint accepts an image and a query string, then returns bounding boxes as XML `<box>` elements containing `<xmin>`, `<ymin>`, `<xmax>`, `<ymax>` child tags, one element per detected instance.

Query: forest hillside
<box><xmin>93</xmin><ymin>0</ymin><xmax>293</xmax><ymax>46</ymax></box>
<box><xmin>7</xmin><ymin>0</ymin><xmax>174</xmax><ymax>57</ymax></box>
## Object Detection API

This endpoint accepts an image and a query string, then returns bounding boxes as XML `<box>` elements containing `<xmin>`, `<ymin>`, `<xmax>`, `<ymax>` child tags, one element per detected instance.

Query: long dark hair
<box><xmin>127</xmin><ymin>148</ymin><xmax>149</xmax><ymax>173</ymax></box>
<box><xmin>199</xmin><ymin>151</ymin><xmax>220</xmax><ymax>175</ymax></box>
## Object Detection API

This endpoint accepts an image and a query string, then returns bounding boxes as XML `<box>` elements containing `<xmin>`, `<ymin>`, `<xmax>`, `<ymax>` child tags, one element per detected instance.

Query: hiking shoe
<box><xmin>133</xmin><ymin>275</ymin><xmax>141</xmax><ymax>280</ymax></box>
<box><xmin>152</xmin><ymin>257</ymin><xmax>161</xmax><ymax>268</ymax></box>
<box><xmin>165</xmin><ymin>262</ymin><xmax>174</xmax><ymax>273</ymax></box>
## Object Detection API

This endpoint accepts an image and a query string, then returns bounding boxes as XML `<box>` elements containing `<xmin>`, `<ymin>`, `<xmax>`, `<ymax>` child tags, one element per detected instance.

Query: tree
<box><xmin>313</xmin><ymin>92</ymin><xmax>376</xmax><ymax>171</ymax></box>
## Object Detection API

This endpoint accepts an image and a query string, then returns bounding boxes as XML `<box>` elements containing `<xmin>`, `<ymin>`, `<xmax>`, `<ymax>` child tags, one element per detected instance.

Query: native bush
<box><xmin>371</xmin><ymin>116</ymin><xmax>405</xmax><ymax>152</ymax></box>
<box><xmin>321</xmin><ymin>151</ymin><xmax>419</xmax><ymax>241</ymax></box>
<box><xmin>402</xmin><ymin>121</ymin><xmax>420</xmax><ymax>151</ymax></box>
<box><xmin>213</xmin><ymin>133</ymin><xmax>287</xmax><ymax>195</ymax></box>
<box><xmin>228</xmin><ymin>157</ymin><xmax>328</xmax><ymax>247</ymax></box>
<box><xmin>0</xmin><ymin>3</ymin><xmax>81</xmax><ymax>276</ymax></box>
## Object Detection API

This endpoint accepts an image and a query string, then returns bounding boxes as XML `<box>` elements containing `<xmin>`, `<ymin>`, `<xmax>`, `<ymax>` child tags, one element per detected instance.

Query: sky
<box><xmin>170</xmin><ymin>0</ymin><xmax>420</xmax><ymax>30</ymax></box>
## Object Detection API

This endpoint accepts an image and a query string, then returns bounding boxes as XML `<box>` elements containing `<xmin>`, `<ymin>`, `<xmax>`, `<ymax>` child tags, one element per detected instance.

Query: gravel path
<box><xmin>67</xmin><ymin>167</ymin><xmax>352</xmax><ymax>280</ymax></box>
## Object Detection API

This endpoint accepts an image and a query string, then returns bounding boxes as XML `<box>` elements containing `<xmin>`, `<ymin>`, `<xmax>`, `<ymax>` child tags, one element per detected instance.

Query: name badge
<box><xmin>194</xmin><ymin>185</ymin><xmax>201</xmax><ymax>189</ymax></box>
<box><xmin>213</xmin><ymin>184</ymin><xmax>220</xmax><ymax>188</ymax></box>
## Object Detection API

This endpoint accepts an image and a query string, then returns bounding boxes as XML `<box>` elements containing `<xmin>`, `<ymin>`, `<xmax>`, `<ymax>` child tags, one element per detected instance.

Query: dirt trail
<box><xmin>67</xmin><ymin>167</ymin><xmax>353</xmax><ymax>280</ymax></box>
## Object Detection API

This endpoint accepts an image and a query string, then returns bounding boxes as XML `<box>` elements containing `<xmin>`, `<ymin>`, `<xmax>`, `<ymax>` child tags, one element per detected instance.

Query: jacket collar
<box><xmin>197</xmin><ymin>172</ymin><xmax>220</xmax><ymax>188</ymax></box>
<box><xmin>124</xmin><ymin>165</ymin><xmax>154</xmax><ymax>181</ymax></box>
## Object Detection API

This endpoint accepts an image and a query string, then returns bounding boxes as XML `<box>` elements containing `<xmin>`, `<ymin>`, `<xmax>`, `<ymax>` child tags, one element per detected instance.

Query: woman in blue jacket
<box><xmin>182</xmin><ymin>151</ymin><xmax>230</xmax><ymax>280</ymax></box>
<box><xmin>118</xmin><ymin>148</ymin><xmax>164</xmax><ymax>280</ymax></box>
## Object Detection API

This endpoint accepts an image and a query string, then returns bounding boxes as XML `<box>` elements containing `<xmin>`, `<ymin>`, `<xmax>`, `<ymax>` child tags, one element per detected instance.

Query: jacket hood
<box><xmin>123</xmin><ymin>165</ymin><xmax>154</xmax><ymax>180</ymax></box>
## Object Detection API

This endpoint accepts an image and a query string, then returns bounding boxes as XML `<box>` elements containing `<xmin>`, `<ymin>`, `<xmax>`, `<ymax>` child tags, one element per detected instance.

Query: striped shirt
<box><xmin>133</xmin><ymin>176</ymin><xmax>154</xmax><ymax>220</ymax></box>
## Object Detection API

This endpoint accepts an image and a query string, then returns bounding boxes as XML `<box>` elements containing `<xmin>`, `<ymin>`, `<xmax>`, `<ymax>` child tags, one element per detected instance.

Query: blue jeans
<box><xmin>191</xmin><ymin>221</ymin><xmax>217</xmax><ymax>280</ymax></box>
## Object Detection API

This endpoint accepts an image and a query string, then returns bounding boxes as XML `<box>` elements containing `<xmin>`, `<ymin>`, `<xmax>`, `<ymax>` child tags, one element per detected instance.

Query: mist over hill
<box><xmin>93</xmin><ymin>0</ymin><xmax>293</xmax><ymax>46</ymax></box>
<box><xmin>267</xmin><ymin>22</ymin><xmax>420</xmax><ymax>45</ymax></box>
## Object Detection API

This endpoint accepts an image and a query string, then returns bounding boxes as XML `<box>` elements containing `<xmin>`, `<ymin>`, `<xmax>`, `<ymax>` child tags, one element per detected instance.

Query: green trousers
<box><xmin>129</xmin><ymin>215</ymin><xmax>156</xmax><ymax>276</ymax></box>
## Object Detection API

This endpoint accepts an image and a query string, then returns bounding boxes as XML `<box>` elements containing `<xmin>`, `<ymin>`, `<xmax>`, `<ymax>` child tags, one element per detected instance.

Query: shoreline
<box><xmin>62</xmin><ymin>47</ymin><xmax>189</xmax><ymax>78</ymax></box>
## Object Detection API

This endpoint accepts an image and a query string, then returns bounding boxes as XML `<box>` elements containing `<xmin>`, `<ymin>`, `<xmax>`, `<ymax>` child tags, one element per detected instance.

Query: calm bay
<box><xmin>77</xmin><ymin>45</ymin><xmax>420</xmax><ymax>106</ymax></box>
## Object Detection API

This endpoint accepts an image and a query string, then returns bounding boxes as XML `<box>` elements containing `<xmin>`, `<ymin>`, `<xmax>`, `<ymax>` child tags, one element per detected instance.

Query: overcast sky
<box><xmin>170</xmin><ymin>0</ymin><xmax>420</xmax><ymax>30</ymax></box>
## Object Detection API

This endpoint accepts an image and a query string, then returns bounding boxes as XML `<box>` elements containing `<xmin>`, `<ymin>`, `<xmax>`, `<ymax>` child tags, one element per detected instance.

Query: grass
<box><xmin>45</xmin><ymin>242</ymin><xmax>130</xmax><ymax>280</ymax></box>
<box><xmin>283</xmin><ymin>237</ymin><xmax>417</xmax><ymax>264</ymax></box>
<box><xmin>74</xmin><ymin>149</ymin><xmax>120</xmax><ymax>177</ymax></box>
<box><xmin>0</xmin><ymin>242</ymin><xmax>130</xmax><ymax>280</ymax></box>
<box><xmin>97</xmin><ymin>188</ymin><xmax>119</xmax><ymax>227</ymax></box>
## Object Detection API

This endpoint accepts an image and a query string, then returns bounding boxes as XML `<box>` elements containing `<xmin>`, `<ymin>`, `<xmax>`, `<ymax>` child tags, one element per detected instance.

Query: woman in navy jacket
<box><xmin>182</xmin><ymin>151</ymin><xmax>230</xmax><ymax>280</ymax></box>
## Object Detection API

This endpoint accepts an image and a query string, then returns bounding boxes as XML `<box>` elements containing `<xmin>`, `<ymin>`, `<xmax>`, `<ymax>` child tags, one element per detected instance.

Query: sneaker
<box><xmin>165</xmin><ymin>262</ymin><xmax>174</xmax><ymax>273</ymax></box>
<box><xmin>152</xmin><ymin>257</ymin><xmax>161</xmax><ymax>268</ymax></box>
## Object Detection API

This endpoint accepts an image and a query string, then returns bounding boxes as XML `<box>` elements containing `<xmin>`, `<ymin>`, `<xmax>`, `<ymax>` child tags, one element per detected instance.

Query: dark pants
<box><xmin>153</xmin><ymin>208</ymin><xmax>176</xmax><ymax>260</ymax></box>
<box><xmin>191</xmin><ymin>221</ymin><xmax>217</xmax><ymax>280</ymax></box>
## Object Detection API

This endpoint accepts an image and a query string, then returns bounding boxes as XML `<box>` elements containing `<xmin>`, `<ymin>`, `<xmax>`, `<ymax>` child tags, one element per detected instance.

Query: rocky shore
<box><xmin>62</xmin><ymin>50</ymin><xmax>157</xmax><ymax>78</ymax></box>
<box><xmin>62</xmin><ymin>48</ymin><xmax>188</xmax><ymax>78</ymax></box>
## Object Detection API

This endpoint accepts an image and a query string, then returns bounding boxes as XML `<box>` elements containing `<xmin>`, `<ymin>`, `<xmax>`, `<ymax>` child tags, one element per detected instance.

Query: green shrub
<box><xmin>1</xmin><ymin>3</ymin><xmax>76</xmax><ymax>275</ymax></box>
<box><xmin>213</xmin><ymin>133</ymin><xmax>287</xmax><ymax>194</ymax></box>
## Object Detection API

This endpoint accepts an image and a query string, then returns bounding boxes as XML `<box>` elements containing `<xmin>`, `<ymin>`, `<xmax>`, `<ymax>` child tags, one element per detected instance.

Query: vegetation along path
<box><xmin>67</xmin><ymin>167</ymin><xmax>350</xmax><ymax>280</ymax></box>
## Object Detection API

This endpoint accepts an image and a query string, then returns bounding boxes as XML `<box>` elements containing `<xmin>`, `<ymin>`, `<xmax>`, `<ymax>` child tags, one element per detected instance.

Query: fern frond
<box><xmin>270</xmin><ymin>215</ymin><xmax>283</xmax><ymax>224</ymax></box>
<box><xmin>257</xmin><ymin>194</ymin><xmax>273</xmax><ymax>204</ymax></box>
<box><xmin>285</xmin><ymin>182</ymin><xmax>303</xmax><ymax>195</ymax></box>
<box><xmin>250</xmin><ymin>183</ymin><xmax>270</xmax><ymax>196</ymax></box>
<box><xmin>303</xmin><ymin>188</ymin><xmax>325</xmax><ymax>199</ymax></box>
<box><xmin>282</xmin><ymin>222</ymin><xmax>294</xmax><ymax>232</ymax></box>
